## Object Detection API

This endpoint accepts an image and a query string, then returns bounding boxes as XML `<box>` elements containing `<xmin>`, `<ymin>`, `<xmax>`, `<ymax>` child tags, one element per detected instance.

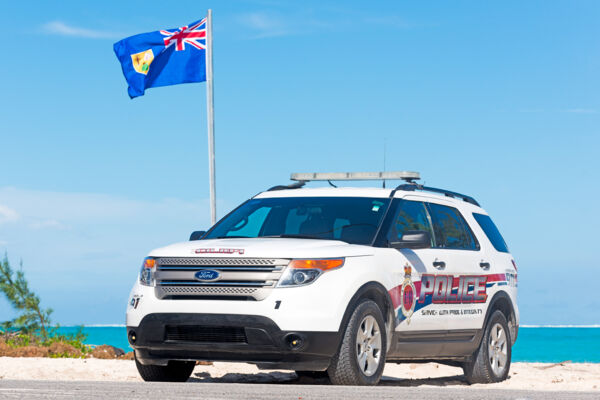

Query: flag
<box><xmin>113</xmin><ymin>18</ymin><xmax>207</xmax><ymax>98</ymax></box>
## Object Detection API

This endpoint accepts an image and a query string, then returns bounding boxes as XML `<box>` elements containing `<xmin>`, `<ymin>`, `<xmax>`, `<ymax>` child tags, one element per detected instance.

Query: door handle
<box><xmin>433</xmin><ymin>261</ymin><xmax>446</xmax><ymax>269</ymax></box>
<box><xmin>480</xmin><ymin>262</ymin><xmax>491</xmax><ymax>270</ymax></box>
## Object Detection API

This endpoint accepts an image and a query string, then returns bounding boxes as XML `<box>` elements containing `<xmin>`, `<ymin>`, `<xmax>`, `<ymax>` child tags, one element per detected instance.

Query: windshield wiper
<box><xmin>215</xmin><ymin>235</ymin><xmax>251</xmax><ymax>239</ymax></box>
<box><xmin>262</xmin><ymin>234</ymin><xmax>324</xmax><ymax>240</ymax></box>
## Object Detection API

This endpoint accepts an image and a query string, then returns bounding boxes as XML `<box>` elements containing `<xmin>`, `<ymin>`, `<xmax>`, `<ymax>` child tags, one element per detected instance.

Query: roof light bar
<box><xmin>291</xmin><ymin>171</ymin><xmax>420</xmax><ymax>182</ymax></box>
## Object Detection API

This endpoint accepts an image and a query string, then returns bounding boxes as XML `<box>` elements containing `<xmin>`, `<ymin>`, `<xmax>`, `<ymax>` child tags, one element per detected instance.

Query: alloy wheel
<box><xmin>356</xmin><ymin>315</ymin><xmax>382</xmax><ymax>376</ymax></box>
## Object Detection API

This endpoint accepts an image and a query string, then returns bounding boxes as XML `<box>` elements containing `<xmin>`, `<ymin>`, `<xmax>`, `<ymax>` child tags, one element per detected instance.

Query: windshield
<box><xmin>204</xmin><ymin>197</ymin><xmax>390</xmax><ymax>245</ymax></box>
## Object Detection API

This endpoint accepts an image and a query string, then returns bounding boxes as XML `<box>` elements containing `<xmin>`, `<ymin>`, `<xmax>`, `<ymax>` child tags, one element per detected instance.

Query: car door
<box><xmin>425</xmin><ymin>200</ymin><xmax>489</xmax><ymax>331</ymax></box>
<box><xmin>382</xmin><ymin>198</ymin><xmax>444</xmax><ymax>332</ymax></box>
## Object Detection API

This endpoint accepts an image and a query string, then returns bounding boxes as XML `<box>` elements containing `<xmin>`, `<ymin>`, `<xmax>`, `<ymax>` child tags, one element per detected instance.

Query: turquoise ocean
<box><xmin>55</xmin><ymin>326</ymin><xmax>600</xmax><ymax>363</ymax></box>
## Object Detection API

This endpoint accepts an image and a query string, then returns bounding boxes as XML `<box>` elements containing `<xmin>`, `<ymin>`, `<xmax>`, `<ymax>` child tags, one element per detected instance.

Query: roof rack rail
<box><xmin>267</xmin><ymin>181</ymin><xmax>306</xmax><ymax>191</ymax></box>
<box><xmin>291</xmin><ymin>171</ymin><xmax>420</xmax><ymax>183</ymax></box>
<box><xmin>396</xmin><ymin>183</ymin><xmax>480</xmax><ymax>207</ymax></box>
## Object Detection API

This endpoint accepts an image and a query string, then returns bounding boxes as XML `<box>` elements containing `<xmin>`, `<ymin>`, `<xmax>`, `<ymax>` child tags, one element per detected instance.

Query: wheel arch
<box><xmin>336</xmin><ymin>281</ymin><xmax>396</xmax><ymax>352</ymax></box>
<box><xmin>484</xmin><ymin>291</ymin><xmax>518</xmax><ymax>345</ymax></box>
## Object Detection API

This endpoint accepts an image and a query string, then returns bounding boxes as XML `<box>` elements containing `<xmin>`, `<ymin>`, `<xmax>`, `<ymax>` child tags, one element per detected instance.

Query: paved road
<box><xmin>0</xmin><ymin>380</ymin><xmax>597</xmax><ymax>400</ymax></box>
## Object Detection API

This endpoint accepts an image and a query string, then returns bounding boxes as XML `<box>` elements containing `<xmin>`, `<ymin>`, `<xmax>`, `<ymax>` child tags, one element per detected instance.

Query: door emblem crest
<box><xmin>400</xmin><ymin>264</ymin><xmax>417</xmax><ymax>324</ymax></box>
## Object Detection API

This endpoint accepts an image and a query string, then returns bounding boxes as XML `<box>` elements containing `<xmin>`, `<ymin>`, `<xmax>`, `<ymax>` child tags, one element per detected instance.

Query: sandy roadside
<box><xmin>0</xmin><ymin>358</ymin><xmax>598</xmax><ymax>391</ymax></box>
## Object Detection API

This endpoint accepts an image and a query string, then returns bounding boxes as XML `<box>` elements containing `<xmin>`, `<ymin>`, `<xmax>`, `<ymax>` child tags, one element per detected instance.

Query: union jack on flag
<box><xmin>113</xmin><ymin>17</ymin><xmax>208</xmax><ymax>98</ymax></box>
<box><xmin>161</xmin><ymin>18</ymin><xmax>207</xmax><ymax>51</ymax></box>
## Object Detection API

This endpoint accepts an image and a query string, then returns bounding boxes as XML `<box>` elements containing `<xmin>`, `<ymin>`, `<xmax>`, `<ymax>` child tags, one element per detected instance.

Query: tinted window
<box><xmin>473</xmin><ymin>213</ymin><xmax>509</xmax><ymax>253</ymax></box>
<box><xmin>222</xmin><ymin>206</ymin><xmax>269</xmax><ymax>238</ymax></box>
<box><xmin>205</xmin><ymin>197</ymin><xmax>390</xmax><ymax>245</ymax></box>
<box><xmin>387</xmin><ymin>200</ymin><xmax>434</xmax><ymax>246</ymax></box>
<box><xmin>427</xmin><ymin>203</ymin><xmax>479</xmax><ymax>250</ymax></box>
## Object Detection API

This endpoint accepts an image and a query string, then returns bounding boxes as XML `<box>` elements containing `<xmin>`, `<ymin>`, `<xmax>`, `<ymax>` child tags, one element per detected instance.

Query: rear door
<box><xmin>424</xmin><ymin>201</ymin><xmax>489</xmax><ymax>331</ymax></box>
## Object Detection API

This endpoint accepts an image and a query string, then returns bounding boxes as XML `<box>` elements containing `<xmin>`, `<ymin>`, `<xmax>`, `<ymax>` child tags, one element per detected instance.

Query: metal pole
<box><xmin>206</xmin><ymin>9</ymin><xmax>216</xmax><ymax>225</ymax></box>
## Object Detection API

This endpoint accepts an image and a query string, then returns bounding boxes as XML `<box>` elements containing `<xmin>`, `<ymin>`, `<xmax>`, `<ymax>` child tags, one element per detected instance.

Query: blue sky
<box><xmin>0</xmin><ymin>0</ymin><xmax>598</xmax><ymax>325</ymax></box>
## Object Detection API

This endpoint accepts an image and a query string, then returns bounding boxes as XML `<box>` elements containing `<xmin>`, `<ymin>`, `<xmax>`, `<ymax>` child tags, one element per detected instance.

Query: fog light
<box><xmin>128</xmin><ymin>330</ymin><xmax>137</xmax><ymax>344</ymax></box>
<box><xmin>285</xmin><ymin>334</ymin><xmax>305</xmax><ymax>351</ymax></box>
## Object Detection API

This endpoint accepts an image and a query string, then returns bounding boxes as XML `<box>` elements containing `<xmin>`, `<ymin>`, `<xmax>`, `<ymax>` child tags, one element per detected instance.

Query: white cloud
<box><xmin>41</xmin><ymin>21</ymin><xmax>119</xmax><ymax>39</ymax></box>
<box><xmin>0</xmin><ymin>187</ymin><xmax>211</xmax><ymax>227</ymax></box>
<box><xmin>0</xmin><ymin>204</ymin><xmax>19</xmax><ymax>224</ymax></box>
<box><xmin>0</xmin><ymin>187</ymin><xmax>224</xmax><ymax>325</ymax></box>
<box><xmin>237</xmin><ymin>12</ymin><xmax>296</xmax><ymax>38</ymax></box>
<box><xmin>29</xmin><ymin>219</ymin><xmax>66</xmax><ymax>230</ymax></box>
<box><xmin>564</xmin><ymin>109</ymin><xmax>597</xmax><ymax>114</ymax></box>
<box><xmin>236</xmin><ymin>10</ymin><xmax>422</xmax><ymax>39</ymax></box>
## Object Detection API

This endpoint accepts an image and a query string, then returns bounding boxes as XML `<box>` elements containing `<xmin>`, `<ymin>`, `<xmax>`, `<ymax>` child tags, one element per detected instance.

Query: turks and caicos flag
<box><xmin>114</xmin><ymin>18</ymin><xmax>207</xmax><ymax>98</ymax></box>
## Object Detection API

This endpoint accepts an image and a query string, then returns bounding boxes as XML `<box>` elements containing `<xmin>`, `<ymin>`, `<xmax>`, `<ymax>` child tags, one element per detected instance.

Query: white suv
<box><xmin>127</xmin><ymin>172</ymin><xmax>518</xmax><ymax>386</ymax></box>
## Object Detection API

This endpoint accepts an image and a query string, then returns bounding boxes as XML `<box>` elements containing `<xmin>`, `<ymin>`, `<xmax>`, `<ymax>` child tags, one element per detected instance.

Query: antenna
<box><xmin>382</xmin><ymin>138</ymin><xmax>387</xmax><ymax>188</ymax></box>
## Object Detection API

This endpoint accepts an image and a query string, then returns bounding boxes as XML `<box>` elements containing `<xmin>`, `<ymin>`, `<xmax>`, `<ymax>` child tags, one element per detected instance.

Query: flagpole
<box><xmin>206</xmin><ymin>9</ymin><xmax>216</xmax><ymax>225</ymax></box>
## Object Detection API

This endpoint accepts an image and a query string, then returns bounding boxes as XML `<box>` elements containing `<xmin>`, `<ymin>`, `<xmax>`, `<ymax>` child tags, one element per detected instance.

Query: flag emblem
<box><xmin>131</xmin><ymin>49</ymin><xmax>154</xmax><ymax>75</ymax></box>
<box><xmin>160</xmin><ymin>19</ymin><xmax>207</xmax><ymax>51</ymax></box>
<box><xmin>113</xmin><ymin>17</ymin><xmax>208</xmax><ymax>98</ymax></box>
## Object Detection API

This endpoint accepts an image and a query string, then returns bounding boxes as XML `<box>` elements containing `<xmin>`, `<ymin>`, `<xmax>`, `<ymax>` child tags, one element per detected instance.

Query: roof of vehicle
<box><xmin>254</xmin><ymin>186</ymin><xmax>486</xmax><ymax>213</ymax></box>
<box><xmin>255</xmin><ymin>186</ymin><xmax>392</xmax><ymax>199</ymax></box>
<box><xmin>254</xmin><ymin>172</ymin><xmax>484</xmax><ymax>212</ymax></box>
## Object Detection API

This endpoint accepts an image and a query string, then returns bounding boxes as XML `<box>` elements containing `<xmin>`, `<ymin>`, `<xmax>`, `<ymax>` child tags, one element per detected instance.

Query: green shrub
<box><xmin>0</xmin><ymin>254</ymin><xmax>91</xmax><ymax>357</ymax></box>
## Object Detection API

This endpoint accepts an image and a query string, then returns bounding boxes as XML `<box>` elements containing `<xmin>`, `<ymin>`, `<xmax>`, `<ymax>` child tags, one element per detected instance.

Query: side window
<box><xmin>473</xmin><ymin>213</ymin><xmax>509</xmax><ymax>253</ymax></box>
<box><xmin>386</xmin><ymin>200</ymin><xmax>434</xmax><ymax>246</ymax></box>
<box><xmin>427</xmin><ymin>203</ymin><xmax>479</xmax><ymax>250</ymax></box>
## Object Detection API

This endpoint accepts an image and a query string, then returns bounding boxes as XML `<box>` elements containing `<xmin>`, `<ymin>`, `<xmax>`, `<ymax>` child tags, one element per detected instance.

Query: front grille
<box><xmin>159</xmin><ymin>257</ymin><xmax>280</xmax><ymax>267</ymax></box>
<box><xmin>160</xmin><ymin>286</ymin><xmax>258</xmax><ymax>295</ymax></box>
<box><xmin>165</xmin><ymin>325</ymin><xmax>247</xmax><ymax>343</ymax></box>
<box><xmin>154</xmin><ymin>257</ymin><xmax>289</xmax><ymax>301</ymax></box>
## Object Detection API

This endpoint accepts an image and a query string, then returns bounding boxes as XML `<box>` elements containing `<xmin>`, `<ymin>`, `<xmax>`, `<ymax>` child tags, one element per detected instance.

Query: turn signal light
<box><xmin>289</xmin><ymin>259</ymin><xmax>344</xmax><ymax>271</ymax></box>
<box><xmin>142</xmin><ymin>258</ymin><xmax>155</xmax><ymax>269</ymax></box>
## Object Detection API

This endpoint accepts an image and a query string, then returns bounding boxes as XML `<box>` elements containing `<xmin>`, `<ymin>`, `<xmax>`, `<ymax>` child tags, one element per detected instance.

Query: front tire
<box><xmin>327</xmin><ymin>299</ymin><xmax>387</xmax><ymax>386</ymax></box>
<box><xmin>135</xmin><ymin>355</ymin><xmax>195</xmax><ymax>382</ymax></box>
<box><xmin>463</xmin><ymin>310</ymin><xmax>512</xmax><ymax>384</ymax></box>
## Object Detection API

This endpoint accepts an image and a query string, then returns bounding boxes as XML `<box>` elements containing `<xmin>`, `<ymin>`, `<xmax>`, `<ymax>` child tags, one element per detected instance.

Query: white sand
<box><xmin>0</xmin><ymin>357</ymin><xmax>598</xmax><ymax>391</ymax></box>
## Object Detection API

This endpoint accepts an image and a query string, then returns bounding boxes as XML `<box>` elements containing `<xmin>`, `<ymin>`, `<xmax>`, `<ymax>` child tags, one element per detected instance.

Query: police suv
<box><xmin>127</xmin><ymin>172</ymin><xmax>518</xmax><ymax>386</ymax></box>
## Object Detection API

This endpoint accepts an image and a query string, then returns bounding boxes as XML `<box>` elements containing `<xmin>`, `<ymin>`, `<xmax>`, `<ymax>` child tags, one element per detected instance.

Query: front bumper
<box><xmin>129</xmin><ymin>313</ymin><xmax>341</xmax><ymax>371</ymax></box>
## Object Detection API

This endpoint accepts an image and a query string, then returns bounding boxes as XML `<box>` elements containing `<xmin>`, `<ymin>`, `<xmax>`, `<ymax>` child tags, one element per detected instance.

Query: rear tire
<box><xmin>135</xmin><ymin>355</ymin><xmax>195</xmax><ymax>382</ymax></box>
<box><xmin>327</xmin><ymin>299</ymin><xmax>387</xmax><ymax>386</ymax></box>
<box><xmin>463</xmin><ymin>310</ymin><xmax>512</xmax><ymax>384</ymax></box>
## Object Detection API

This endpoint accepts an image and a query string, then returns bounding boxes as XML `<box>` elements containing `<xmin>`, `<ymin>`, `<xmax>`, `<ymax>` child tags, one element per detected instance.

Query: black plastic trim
<box><xmin>337</xmin><ymin>282</ymin><xmax>396</xmax><ymax>335</ymax></box>
<box><xmin>395</xmin><ymin>183</ymin><xmax>480</xmax><ymax>207</ymax></box>
<box><xmin>129</xmin><ymin>313</ymin><xmax>340</xmax><ymax>370</ymax></box>
<box><xmin>483</xmin><ymin>291</ymin><xmax>518</xmax><ymax>345</ymax></box>
<box><xmin>267</xmin><ymin>181</ymin><xmax>306</xmax><ymax>191</ymax></box>
<box><xmin>389</xmin><ymin>329</ymin><xmax>481</xmax><ymax>360</ymax></box>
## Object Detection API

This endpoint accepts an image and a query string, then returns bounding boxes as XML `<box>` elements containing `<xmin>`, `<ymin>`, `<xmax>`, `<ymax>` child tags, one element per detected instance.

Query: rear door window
<box><xmin>427</xmin><ymin>203</ymin><xmax>479</xmax><ymax>250</ymax></box>
<box><xmin>473</xmin><ymin>213</ymin><xmax>509</xmax><ymax>253</ymax></box>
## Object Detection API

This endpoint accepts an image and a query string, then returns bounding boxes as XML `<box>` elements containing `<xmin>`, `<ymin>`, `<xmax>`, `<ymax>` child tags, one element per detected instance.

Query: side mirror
<box><xmin>390</xmin><ymin>230</ymin><xmax>431</xmax><ymax>250</ymax></box>
<box><xmin>189</xmin><ymin>230</ymin><xmax>206</xmax><ymax>241</ymax></box>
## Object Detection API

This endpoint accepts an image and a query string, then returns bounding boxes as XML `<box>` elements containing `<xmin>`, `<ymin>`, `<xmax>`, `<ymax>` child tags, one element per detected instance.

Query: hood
<box><xmin>148</xmin><ymin>237</ymin><xmax>374</xmax><ymax>259</ymax></box>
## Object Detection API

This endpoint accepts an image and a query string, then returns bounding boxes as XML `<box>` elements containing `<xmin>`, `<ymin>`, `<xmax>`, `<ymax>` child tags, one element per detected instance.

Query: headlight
<box><xmin>139</xmin><ymin>257</ymin><xmax>156</xmax><ymax>286</ymax></box>
<box><xmin>277</xmin><ymin>258</ymin><xmax>344</xmax><ymax>287</ymax></box>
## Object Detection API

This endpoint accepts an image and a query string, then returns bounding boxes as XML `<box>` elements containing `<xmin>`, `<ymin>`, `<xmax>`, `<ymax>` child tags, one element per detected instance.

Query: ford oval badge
<box><xmin>194</xmin><ymin>270</ymin><xmax>220</xmax><ymax>282</ymax></box>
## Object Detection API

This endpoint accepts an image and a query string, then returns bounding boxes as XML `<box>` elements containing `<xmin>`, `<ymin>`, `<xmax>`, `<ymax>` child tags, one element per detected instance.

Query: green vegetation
<box><xmin>0</xmin><ymin>254</ymin><xmax>91</xmax><ymax>357</ymax></box>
